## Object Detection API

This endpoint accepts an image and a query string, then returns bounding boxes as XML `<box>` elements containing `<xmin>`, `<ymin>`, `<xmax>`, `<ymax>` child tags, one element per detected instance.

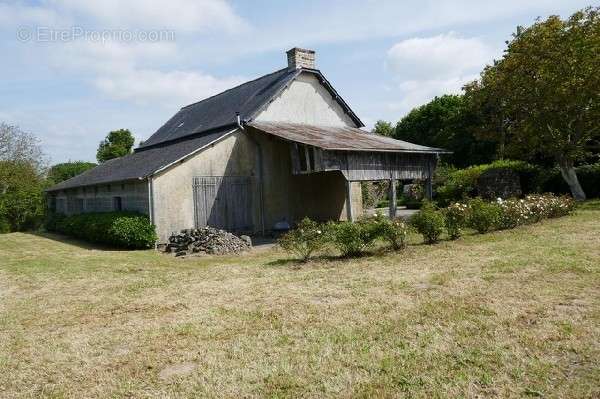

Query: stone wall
<box><xmin>50</xmin><ymin>180</ymin><xmax>149</xmax><ymax>216</ymax></box>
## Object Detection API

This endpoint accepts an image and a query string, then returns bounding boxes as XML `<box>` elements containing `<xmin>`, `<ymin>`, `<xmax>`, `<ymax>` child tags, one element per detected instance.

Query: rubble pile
<box><xmin>166</xmin><ymin>227</ymin><xmax>252</xmax><ymax>256</ymax></box>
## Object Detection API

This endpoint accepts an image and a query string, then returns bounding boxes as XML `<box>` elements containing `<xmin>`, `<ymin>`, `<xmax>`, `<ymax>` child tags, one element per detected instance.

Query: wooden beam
<box><xmin>389</xmin><ymin>177</ymin><xmax>397</xmax><ymax>218</ymax></box>
<box><xmin>425</xmin><ymin>160</ymin><xmax>433</xmax><ymax>200</ymax></box>
<box><xmin>346</xmin><ymin>180</ymin><xmax>354</xmax><ymax>222</ymax></box>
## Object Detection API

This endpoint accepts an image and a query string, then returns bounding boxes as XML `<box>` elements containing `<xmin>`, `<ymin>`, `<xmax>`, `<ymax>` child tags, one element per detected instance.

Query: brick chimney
<box><xmin>286</xmin><ymin>47</ymin><xmax>315</xmax><ymax>69</ymax></box>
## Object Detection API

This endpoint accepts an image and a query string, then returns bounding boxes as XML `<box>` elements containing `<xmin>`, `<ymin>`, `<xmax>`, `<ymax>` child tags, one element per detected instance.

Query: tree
<box><xmin>0</xmin><ymin>123</ymin><xmax>47</xmax><ymax>172</ymax></box>
<box><xmin>96</xmin><ymin>129</ymin><xmax>135</xmax><ymax>163</ymax></box>
<box><xmin>372</xmin><ymin>120</ymin><xmax>394</xmax><ymax>136</ymax></box>
<box><xmin>48</xmin><ymin>161</ymin><xmax>97</xmax><ymax>184</ymax></box>
<box><xmin>0</xmin><ymin>123</ymin><xmax>47</xmax><ymax>232</ymax></box>
<box><xmin>0</xmin><ymin>160</ymin><xmax>46</xmax><ymax>231</ymax></box>
<box><xmin>468</xmin><ymin>8</ymin><xmax>600</xmax><ymax>200</ymax></box>
<box><xmin>394</xmin><ymin>95</ymin><xmax>497</xmax><ymax>167</ymax></box>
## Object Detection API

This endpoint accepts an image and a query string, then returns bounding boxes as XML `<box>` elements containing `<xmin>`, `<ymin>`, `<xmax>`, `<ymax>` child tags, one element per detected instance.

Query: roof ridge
<box><xmin>180</xmin><ymin>67</ymin><xmax>290</xmax><ymax>111</ymax></box>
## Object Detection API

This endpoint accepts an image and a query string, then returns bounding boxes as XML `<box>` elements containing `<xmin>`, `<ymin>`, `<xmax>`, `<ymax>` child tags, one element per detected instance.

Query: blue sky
<box><xmin>0</xmin><ymin>0</ymin><xmax>591</xmax><ymax>164</ymax></box>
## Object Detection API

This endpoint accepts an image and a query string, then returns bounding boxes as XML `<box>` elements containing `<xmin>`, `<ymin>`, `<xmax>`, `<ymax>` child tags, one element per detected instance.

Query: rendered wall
<box><xmin>255</xmin><ymin>72</ymin><xmax>358</xmax><ymax>127</ymax></box>
<box><xmin>151</xmin><ymin>131</ymin><xmax>257</xmax><ymax>241</ymax></box>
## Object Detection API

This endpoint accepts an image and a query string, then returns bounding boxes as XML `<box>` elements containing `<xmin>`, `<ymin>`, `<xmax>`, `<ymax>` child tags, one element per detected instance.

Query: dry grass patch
<box><xmin>0</xmin><ymin>203</ymin><xmax>599</xmax><ymax>398</ymax></box>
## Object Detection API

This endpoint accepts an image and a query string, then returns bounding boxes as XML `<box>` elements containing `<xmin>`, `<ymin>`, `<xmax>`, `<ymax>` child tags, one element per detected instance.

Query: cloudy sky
<box><xmin>0</xmin><ymin>0</ymin><xmax>591</xmax><ymax>163</ymax></box>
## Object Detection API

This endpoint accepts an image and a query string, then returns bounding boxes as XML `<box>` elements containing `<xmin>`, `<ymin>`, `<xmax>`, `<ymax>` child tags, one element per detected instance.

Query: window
<box><xmin>113</xmin><ymin>196</ymin><xmax>122</xmax><ymax>211</ymax></box>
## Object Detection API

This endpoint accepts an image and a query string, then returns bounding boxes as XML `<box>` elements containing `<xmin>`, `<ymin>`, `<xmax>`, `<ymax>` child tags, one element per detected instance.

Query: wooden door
<box><xmin>192</xmin><ymin>176</ymin><xmax>252</xmax><ymax>232</ymax></box>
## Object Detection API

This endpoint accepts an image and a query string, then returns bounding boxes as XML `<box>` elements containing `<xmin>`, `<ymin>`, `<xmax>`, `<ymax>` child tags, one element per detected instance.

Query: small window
<box><xmin>121</xmin><ymin>183</ymin><xmax>125</xmax><ymax>190</ymax></box>
<box><xmin>107</xmin><ymin>184</ymin><xmax>111</xmax><ymax>192</ymax></box>
<box><xmin>113</xmin><ymin>196</ymin><xmax>122</xmax><ymax>211</ymax></box>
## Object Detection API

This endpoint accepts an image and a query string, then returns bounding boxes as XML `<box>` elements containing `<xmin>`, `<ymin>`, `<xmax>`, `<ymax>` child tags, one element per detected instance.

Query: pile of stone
<box><xmin>165</xmin><ymin>227</ymin><xmax>252</xmax><ymax>257</ymax></box>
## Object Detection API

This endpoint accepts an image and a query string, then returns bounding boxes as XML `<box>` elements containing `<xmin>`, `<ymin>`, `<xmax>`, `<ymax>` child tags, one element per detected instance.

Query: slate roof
<box><xmin>249</xmin><ymin>122</ymin><xmax>450</xmax><ymax>154</ymax></box>
<box><xmin>138</xmin><ymin>67</ymin><xmax>364</xmax><ymax>149</ymax></box>
<box><xmin>46</xmin><ymin>128</ymin><xmax>234</xmax><ymax>192</ymax></box>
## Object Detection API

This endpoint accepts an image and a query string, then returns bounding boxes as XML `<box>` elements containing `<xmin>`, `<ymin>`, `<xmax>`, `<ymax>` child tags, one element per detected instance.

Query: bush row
<box><xmin>410</xmin><ymin>194</ymin><xmax>575</xmax><ymax>243</ymax></box>
<box><xmin>278</xmin><ymin>214</ymin><xmax>408</xmax><ymax>261</ymax></box>
<box><xmin>46</xmin><ymin>212</ymin><xmax>157</xmax><ymax>249</ymax></box>
<box><xmin>279</xmin><ymin>194</ymin><xmax>575</xmax><ymax>261</ymax></box>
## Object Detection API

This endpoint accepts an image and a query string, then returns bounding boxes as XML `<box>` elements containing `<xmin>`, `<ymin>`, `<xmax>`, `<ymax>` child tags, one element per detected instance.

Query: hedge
<box><xmin>542</xmin><ymin>163</ymin><xmax>600</xmax><ymax>199</ymax></box>
<box><xmin>46</xmin><ymin>212</ymin><xmax>157</xmax><ymax>249</ymax></box>
<box><xmin>435</xmin><ymin>160</ymin><xmax>545</xmax><ymax>206</ymax></box>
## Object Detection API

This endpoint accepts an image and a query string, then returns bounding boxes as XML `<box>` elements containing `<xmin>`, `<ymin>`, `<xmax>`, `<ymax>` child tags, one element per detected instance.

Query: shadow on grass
<box><xmin>28</xmin><ymin>231</ymin><xmax>138</xmax><ymax>252</ymax></box>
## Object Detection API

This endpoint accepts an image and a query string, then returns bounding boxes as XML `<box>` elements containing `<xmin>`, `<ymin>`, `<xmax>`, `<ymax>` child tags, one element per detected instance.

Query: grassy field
<box><xmin>1</xmin><ymin>203</ymin><xmax>599</xmax><ymax>398</ymax></box>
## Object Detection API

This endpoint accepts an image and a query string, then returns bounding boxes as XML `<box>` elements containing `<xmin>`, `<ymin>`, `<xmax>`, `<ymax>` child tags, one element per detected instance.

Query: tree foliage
<box><xmin>0</xmin><ymin>123</ymin><xmax>47</xmax><ymax>172</ymax></box>
<box><xmin>48</xmin><ymin>161</ymin><xmax>97</xmax><ymax>184</ymax></box>
<box><xmin>393</xmin><ymin>95</ymin><xmax>497</xmax><ymax>167</ymax></box>
<box><xmin>0</xmin><ymin>160</ymin><xmax>46</xmax><ymax>232</ymax></box>
<box><xmin>372</xmin><ymin>120</ymin><xmax>394</xmax><ymax>137</ymax></box>
<box><xmin>465</xmin><ymin>7</ymin><xmax>600</xmax><ymax>199</ymax></box>
<box><xmin>96</xmin><ymin>129</ymin><xmax>135</xmax><ymax>163</ymax></box>
<box><xmin>0</xmin><ymin>123</ymin><xmax>47</xmax><ymax>232</ymax></box>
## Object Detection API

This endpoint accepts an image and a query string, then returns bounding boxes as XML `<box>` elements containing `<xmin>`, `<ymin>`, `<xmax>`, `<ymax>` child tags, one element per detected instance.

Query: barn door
<box><xmin>192</xmin><ymin>176</ymin><xmax>253</xmax><ymax>232</ymax></box>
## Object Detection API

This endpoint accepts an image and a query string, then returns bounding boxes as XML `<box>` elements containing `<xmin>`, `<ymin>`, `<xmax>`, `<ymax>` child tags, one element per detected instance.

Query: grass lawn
<box><xmin>1</xmin><ymin>203</ymin><xmax>599</xmax><ymax>398</ymax></box>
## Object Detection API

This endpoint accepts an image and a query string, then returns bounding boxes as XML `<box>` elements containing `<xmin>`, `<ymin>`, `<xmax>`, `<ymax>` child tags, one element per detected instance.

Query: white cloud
<box><xmin>386</xmin><ymin>32</ymin><xmax>496</xmax><ymax>80</ymax></box>
<box><xmin>385</xmin><ymin>32</ymin><xmax>499</xmax><ymax>115</ymax></box>
<box><xmin>94</xmin><ymin>69</ymin><xmax>246</xmax><ymax>106</ymax></box>
<box><xmin>1</xmin><ymin>0</ymin><xmax>246</xmax><ymax>33</ymax></box>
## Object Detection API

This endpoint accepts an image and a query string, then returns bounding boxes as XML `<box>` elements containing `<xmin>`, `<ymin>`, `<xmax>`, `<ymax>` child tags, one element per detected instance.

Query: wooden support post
<box><xmin>389</xmin><ymin>177</ymin><xmax>397</xmax><ymax>219</ymax></box>
<box><xmin>425</xmin><ymin>160</ymin><xmax>433</xmax><ymax>200</ymax></box>
<box><xmin>346</xmin><ymin>180</ymin><xmax>354</xmax><ymax>222</ymax></box>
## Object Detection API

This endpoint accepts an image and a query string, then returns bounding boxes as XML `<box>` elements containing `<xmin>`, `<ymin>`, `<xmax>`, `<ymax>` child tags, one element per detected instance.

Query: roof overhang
<box><xmin>248</xmin><ymin>122</ymin><xmax>451</xmax><ymax>154</ymax></box>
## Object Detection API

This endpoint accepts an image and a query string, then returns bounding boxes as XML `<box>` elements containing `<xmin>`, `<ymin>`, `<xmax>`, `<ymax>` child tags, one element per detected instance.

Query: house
<box><xmin>46</xmin><ymin>48</ymin><xmax>448</xmax><ymax>242</ymax></box>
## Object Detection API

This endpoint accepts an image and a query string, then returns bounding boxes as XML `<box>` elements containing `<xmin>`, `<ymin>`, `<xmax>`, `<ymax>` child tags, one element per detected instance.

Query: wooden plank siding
<box><xmin>290</xmin><ymin>144</ymin><xmax>436</xmax><ymax>182</ymax></box>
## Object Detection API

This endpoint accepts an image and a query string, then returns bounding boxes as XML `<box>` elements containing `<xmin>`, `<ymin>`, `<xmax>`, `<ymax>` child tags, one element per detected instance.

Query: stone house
<box><xmin>47</xmin><ymin>48</ymin><xmax>447</xmax><ymax>242</ymax></box>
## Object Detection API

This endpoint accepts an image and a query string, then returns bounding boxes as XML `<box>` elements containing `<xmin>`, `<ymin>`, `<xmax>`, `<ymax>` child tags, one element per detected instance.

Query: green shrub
<box><xmin>467</xmin><ymin>198</ymin><xmax>500</xmax><ymax>234</ymax></box>
<box><xmin>278</xmin><ymin>218</ymin><xmax>328</xmax><ymax>262</ymax></box>
<box><xmin>370</xmin><ymin>213</ymin><xmax>408</xmax><ymax>250</ymax></box>
<box><xmin>328</xmin><ymin>219</ymin><xmax>380</xmax><ymax>257</ymax></box>
<box><xmin>410</xmin><ymin>202</ymin><xmax>445</xmax><ymax>244</ymax></box>
<box><xmin>435</xmin><ymin>160</ymin><xmax>544</xmax><ymax>206</ymax></box>
<box><xmin>444</xmin><ymin>202</ymin><xmax>469</xmax><ymax>239</ymax></box>
<box><xmin>47</xmin><ymin>212</ymin><xmax>156</xmax><ymax>249</ymax></box>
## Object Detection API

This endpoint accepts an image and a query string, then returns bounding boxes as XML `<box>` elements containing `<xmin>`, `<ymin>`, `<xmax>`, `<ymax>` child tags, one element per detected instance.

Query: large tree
<box><xmin>0</xmin><ymin>123</ymin><xmax>47</xmax><ymax>232</ymax></box>
<box><xmin>468</xmin><ymin>7</ymin><xmax>600</xmax><ymax>200</ymax></box>
<box><xmin>0</xmin><ymin>123</ymin><xmax>47</xmax><ymax>172</ymax></box>
<box><xmin>96</xmin><ymin>129</ymin><xmax>135</xmax><ymax>163</ymax></box>
<box><xmin>48</xmin><ymin>161</ymin><xmax>97</xmax><ymax>184</ymax></box>
<box><xmin>393</xmin><ymin>95</ymin><xmax>497</xmax><ymax>167</ymax></box>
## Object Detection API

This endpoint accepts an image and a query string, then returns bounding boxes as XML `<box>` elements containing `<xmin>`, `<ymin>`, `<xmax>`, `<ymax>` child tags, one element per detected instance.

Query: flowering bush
<box><xmin>278</xmin><ymin>218</ymin><xmax>328</xmax><ymax>262</ymax></box>
<box><xmin>444</xmin><ymin>202</ymin><xmax>469</xmax><ymax>239</ymax></box>
<box><xmin>496</xmin><ymin>198</ymin><xmax>531</xmax><ymax>229</ymax></box>
<box><xmin>328</xmin><ymin>219</ymin><xmax>381</xmax><ymax>257</ymax></box>
<box><xmin>544</xmin><ymin>195</ymin><xmax>575</xmax><ymax>217</ymax></box>
<box><xmin>495</xmin><ymin>194</ymin><xmax>575</xmax><ymax>229</ymax></box>
<box><xmin>410</xmin><ymin>202</ymin><xmax>445</xmax><ymax>244</ymax></box>
<box><xmin>467</xmin><ymin>197</ymin><xmax>501</xmax><ymax>234</ymax></box>
<box><xmin>369</xmin><ymin>213</ymin><xmax>408</xmax><ymax>250</ymax></box>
